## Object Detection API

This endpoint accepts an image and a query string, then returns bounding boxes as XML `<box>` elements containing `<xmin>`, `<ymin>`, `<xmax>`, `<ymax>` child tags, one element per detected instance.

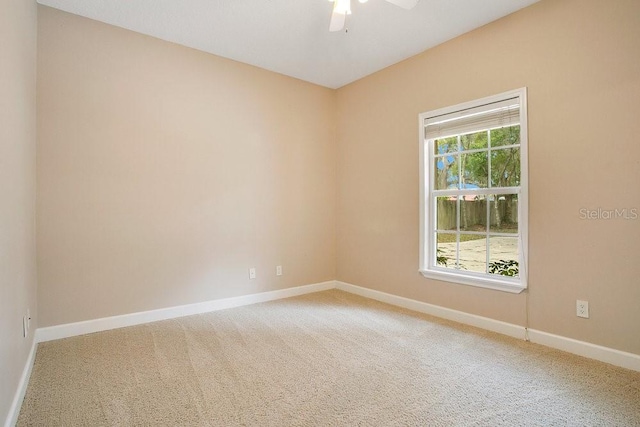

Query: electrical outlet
<box><xmin>276</xmin><ymin>265</ymin><xmax>282</xmax><ymax>276</ymax></box>
<box><xmin>23</xmin><ymin>316</ymin><xmax>28</xmax><ymax>337</ymax></box>
<box><xmin>249</xmin><ymin>268</ymin><xmax>256</xmax><ymax>279</ymax></box>
<box><xmin>576</xmin><ymin>300</ymin><xmax>589</xmax><ymax>318</ymax></box>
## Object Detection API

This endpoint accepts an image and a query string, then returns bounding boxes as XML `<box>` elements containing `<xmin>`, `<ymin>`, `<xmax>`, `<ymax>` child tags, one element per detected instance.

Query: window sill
<box><xmin>419</xmin><ymin>269</ymin><xmax>526</xmax><ymax>294</ymax></box>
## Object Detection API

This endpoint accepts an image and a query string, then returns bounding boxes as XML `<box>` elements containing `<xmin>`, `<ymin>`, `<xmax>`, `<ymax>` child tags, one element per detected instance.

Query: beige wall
<box><xmin>0</xmin><ymin>0</ymin><xmax>38</xmax><ymax>422</ymax></box>
<box><xmin>336</xmin><ymin>0</ymin><xmax>640</xmax><ymax>355</ymax></box>
<box><xmin>36</xmin><ymin>0</ymin><xmax>640</xmax><ymax>357</ymax></box>
<box><xmin>37</xmin><ymin>7</ymin><xmax>336</xmax><ymax>327</ymax></box>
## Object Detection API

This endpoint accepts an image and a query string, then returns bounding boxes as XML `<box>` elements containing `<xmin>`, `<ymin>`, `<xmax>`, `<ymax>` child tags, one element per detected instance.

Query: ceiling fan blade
<box><xmin>329</xmin><ymin>4</ymin><xmax>346</xmax><ymax>32</ymax></box>
<box><xmin>385</xmin><ymin>0</ymin><xmax>419</xmax><ymax>10</ymax></box>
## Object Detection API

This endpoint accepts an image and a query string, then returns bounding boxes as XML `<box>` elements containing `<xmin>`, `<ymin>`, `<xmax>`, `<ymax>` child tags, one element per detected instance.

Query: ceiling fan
<box><xmin>329</xmin><ymin>0</ymin><xmax>420</xmax><ymax>32</ymax></box>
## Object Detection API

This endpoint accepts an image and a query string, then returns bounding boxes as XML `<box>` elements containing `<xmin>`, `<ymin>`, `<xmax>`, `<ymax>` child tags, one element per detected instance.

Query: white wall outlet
<box><xmin>276</xmin><ymin>265</ymin><xmax>282</xmax><ymax>276</ymax></box>
<box><xmin>249</xmin><ymin>268</ymin><xmax>256</xmax><ymax>279</ymax></box>
<box><xmin>576</xmin><ymin>300</ymin><xmax>589</xmax><ymax>318</ymax></box>
<box><xmin>23</xmin><ymin>316</ymin><xmax>28</xmax><ymax>337</ymax></box>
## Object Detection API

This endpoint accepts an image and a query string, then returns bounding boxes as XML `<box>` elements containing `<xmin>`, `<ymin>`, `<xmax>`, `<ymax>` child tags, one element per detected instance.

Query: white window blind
<box><xmin>424</xmin><ymin>97</ymin><xmax>520</xmax><ymax>140</ymax></box>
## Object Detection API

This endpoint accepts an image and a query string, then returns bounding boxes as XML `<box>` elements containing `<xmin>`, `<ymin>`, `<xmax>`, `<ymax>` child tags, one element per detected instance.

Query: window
<box><xmin>419</xmin><ymin>88</ymin><xmax>528</xmax><ymax>293</ymax></box>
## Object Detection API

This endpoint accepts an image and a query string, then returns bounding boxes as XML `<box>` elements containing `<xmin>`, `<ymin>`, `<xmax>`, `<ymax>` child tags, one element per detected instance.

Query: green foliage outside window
<box><xmin>488</xmin><ymin>260</ymin><xmax>519</xmax><ymax>277</ymax></box>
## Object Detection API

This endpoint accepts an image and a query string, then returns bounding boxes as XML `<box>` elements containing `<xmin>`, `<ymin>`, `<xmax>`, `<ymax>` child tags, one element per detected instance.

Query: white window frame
<box><xmin>419</xmin><ymin>88</ymin><xmax>528</xmax><ymax>293</ymax></box>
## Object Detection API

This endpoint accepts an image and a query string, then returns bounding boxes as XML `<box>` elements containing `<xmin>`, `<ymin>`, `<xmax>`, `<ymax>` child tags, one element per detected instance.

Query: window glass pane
<box><xmin>460</xmin><ymin>131</ymin><xmax>488</xmax><ymax>151</ymax></box>
<box><xmin>434</xmin><ymin>136</ymin><xmax>458</xmax><ymax>156</ymax></box>
<box><xmin>436</xmin><ymin>196</ymin><xmax>457</xmax><ymax>231</ymax></box>
<box><xmin>490</xmin><ymin>147</ymin><xmax>520</xmax><ymax>187</ymax></box>
<box><xmin>489</xmin><ymin>236</ymin><xmax>519</xmax><ymax>277</ymax></box>
<box><xmin>434</xmin><ymin>154</ymin><xmax>459</xmax><ymax>190</ymax></box>
<box><xmin>459</xmin><ymin>234</ymin><xmax>487</xmax><ymax>273</ymax></box>
<box><xmin>462</xmin><ymin>151</ymin><xmax>488</xmax><ymax>188</ymax></box>
<box><xmin>490</xmin><ymin>125</ymin><xmax>520</xmax><ymax>148</ymax></box>
<box><xmin>435</xmin><ymin>232</ymin><xmax>456</xmax><ymax>270</ymax></box>
<box><xmin>460</xmin><ymin>195</ymin><xmax>487</xmax><ymax>232</ymax></box>
<box><xmin>489</xmin><ymin>194</ymin><xmax>519</xmax><ymax>233</ymax></box>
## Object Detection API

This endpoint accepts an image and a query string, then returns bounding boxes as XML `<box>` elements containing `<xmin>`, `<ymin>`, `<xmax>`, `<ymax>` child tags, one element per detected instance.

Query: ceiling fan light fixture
<box><xmin>334</xmin><ymin>0</ymin><xmax>352</xmax><ymax>15</ymax></box>
<box><xmin>330</xmin><ymin>0</ymin><xmax>415</xmax><ymax>32</ymax></box>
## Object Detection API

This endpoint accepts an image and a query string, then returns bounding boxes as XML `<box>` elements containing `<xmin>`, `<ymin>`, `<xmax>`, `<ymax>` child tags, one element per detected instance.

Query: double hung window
<box><xmin>419</xmin><ymin>89</ymin><xmax>528</xmax><ymax>293</ymax></box>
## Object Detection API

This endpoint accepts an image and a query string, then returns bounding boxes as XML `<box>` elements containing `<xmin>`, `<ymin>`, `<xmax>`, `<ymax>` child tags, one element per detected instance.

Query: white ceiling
<box><xmin>36</xmin><ymin>0</ymin><xmax>540</xmax><ymax>89</ymax></box>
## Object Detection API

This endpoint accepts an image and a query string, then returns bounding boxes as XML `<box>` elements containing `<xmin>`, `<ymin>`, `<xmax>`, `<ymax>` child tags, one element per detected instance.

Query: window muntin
<box><xmin>419</xmin><ymin>89</ymin><xmax>528</xmax><ymax>293</ymax></box>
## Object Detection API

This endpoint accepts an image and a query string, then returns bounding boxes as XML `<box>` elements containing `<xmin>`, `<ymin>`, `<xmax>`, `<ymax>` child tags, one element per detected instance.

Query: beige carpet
<box><xmin>18</xmin><ymin>290</ymin><xmax>640</xmax><ymax>426</ymax></box>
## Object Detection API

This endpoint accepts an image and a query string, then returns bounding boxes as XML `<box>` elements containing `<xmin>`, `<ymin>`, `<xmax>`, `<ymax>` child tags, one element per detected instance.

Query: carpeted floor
<box><xmin>18</xmin><ymin>290</ymin><xmax>640</xmax><ymax>426</ymax></box>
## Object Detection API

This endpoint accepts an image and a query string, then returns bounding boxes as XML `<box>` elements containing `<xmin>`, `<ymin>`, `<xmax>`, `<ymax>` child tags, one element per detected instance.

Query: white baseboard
<box><xmin>335</xmin><ymin>281</ymin><xmax>526</xmax><ymax>340</ymax></box>
<box><xmin>527</xmin><ymin>329</ymin><xmax>640</xmax><ymax>372</ymax></box>
<box><xmin>32</xmin><ymin>278</ymin><xmax>640</xmax><ymax>375</ymax></box>
<box><xmin>335</xmin><ymin>281</ymin><xmax>640</xmax><ymax>372</ymax></box>
<box><xmin>5</xmin><ymin>337</ymin><xmax>37</xmax><ymax>427</ymax></box>
<box><xmin>36</xmin><ymin>281</ymin><xmax>335</xmax><ymax>343</ymax></box>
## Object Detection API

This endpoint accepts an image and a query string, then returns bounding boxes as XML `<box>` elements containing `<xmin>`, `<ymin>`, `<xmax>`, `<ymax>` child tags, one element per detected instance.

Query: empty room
<box><xmin>2</xmin><ymin>0</ymin><xmax>639</xmax><ymax>425</ymax></box>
